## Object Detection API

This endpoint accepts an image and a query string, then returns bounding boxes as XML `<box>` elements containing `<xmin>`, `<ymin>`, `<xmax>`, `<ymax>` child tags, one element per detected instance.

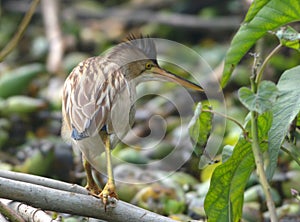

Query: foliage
<box><xmin>189</xmin><ymin>0</ymin><xmax>300</xmax><ymax>221</ymax></box>
<box><xmin>1</xmin><ymin>0</ymin><xmax>300</xmax><ymax>221</ymax></box>
<box><xmin>221</xmin><ymin>0</ymin><xmax>300</xmax><ymax>87</ymax></box>
<box><xmin>267</xmin><ymin>66</ymin><xmax>300</xmax><ymax>179</ymax></box>
<box><xmin>188</xmin><ymin>103</ymin><xmax>213</xmax><ymax>157</ymax></box>
<box><xmin>238</xmin><ymin>81</ymin><xmax>278</xmax><ymax>114</ymax></box>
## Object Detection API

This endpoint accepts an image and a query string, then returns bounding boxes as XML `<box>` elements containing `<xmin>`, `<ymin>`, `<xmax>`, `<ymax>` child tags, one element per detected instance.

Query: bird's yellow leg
<box><xmin>99</xmin><ymin>133</ymin><xmax>118</xmax><ymax>209</ymax></box>
<box><xmin>83</xmin><ymin>156</ymin><xmax>102</xmax><ymax>196</ymax></box>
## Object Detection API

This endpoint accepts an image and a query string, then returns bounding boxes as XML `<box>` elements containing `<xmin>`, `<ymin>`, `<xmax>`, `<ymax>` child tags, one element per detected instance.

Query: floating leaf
<box><xmin>0</xmin><ymin>96</ymin><xmax>46</xmax><ymax>115</ymax></box>
<box><xmin>266</xmin><ymin>65</ymin><xmax>300</xmax><ymax>179</ymax></box>
<box><xmin>14</xmin><ymin>148</ymin><xmax>55</xmax><ymax>176</ymax></box>
<box><xmin>238</xmin><ymin>81</ymin><xmax>279</xmax><ymax>114</ymax></box>
<box><xmin>188</xmin><ymin>102</ymin><xmax>213</xmax><ymax>158</ymax></box>
<box><xmin>0</xmin><ymin>64</ymin><xmax>45</xmax><ymax>98</ymax></box>
<box><xmin>221</xmin><ymin>0</ymin><xmax>300</xmax><ymax>87</ymax></box>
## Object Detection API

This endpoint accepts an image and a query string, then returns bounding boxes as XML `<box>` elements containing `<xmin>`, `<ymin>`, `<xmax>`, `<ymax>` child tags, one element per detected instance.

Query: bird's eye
<box><xmin>145</xmin><ymin>62</ymin><xmax>152</xmax><ymax>70</ymax></box>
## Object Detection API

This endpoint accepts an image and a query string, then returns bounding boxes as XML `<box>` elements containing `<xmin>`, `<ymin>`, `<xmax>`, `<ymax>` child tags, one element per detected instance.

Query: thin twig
<box><xmin>255</xmin><ymin>43</ymin><xmax>282</xmax><ymax>85</ymax></box>
<box><xmin>280</xmin><ymin>145</ymin><xmax>300</xmax><ymax>167</ymax></box>
<box><xmin>0</xmin><ymin>0</ymin><xmax>40</xmax><ymax>62</ymax></box>
<box><xmin>203</xmin><ymin>109</ymin><xmax>249</xmax><ymax>139</ymax></box>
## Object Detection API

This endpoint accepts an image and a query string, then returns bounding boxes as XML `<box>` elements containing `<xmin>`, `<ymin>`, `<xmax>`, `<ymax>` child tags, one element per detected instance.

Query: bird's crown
<box><xmin>125</xmin><ymin>34</ymin><xmax>157</xmax><ymax>61</ymax></box>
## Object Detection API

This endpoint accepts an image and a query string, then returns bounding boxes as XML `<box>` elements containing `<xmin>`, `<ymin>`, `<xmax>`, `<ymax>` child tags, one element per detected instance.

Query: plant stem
<box><xmin>255</xmin><ymin>43</ymin><xmax>282</xmax><ymax>85</ymax></box>
<box><xmin>203</xmin><ymin>109</ymin><xmax>249</xmax><ymax>139</ymax></box>
<box><xmin>281</xmin><ymin>145</ymin><xmax>300</xmax><ymax>167</ymax></box>
<box><xmin>0</xmin><ymin>0</ymin><xmax>40</xmax><ymax>62</ymax></box>
<box><xmin>250</xmin><ymin>111</ymin><xmax>278</xmax><ymax>221</ymax></box>
<box><xmin>250</xmin><ymin>68</ymin><xmax>278</xmax><ymax>220</ymax></box>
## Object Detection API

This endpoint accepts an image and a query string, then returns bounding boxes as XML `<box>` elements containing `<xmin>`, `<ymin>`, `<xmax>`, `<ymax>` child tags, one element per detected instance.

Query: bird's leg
<box><xmin>82</xmin><ymin>156</ymin><xmax>102</xmax><ymax>196</ymax></box>
<box><xmin>99</xmin><ymin>133</ymin><xmax>118</xmax><ymax>210</ymax></box>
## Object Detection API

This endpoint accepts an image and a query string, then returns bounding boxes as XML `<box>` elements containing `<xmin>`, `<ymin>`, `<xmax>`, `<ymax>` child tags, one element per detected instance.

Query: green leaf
<box><xmin>276</xmin><ymin>26</ymin><xmax>300</xmax><ymax>51</ymax></box>
<box><xmin>244</xmin><ymin>111</ymin><xmax>273</xmax><ymax>141</ymax></box>
<box><xmin>297</xmin><ymin>112</ymin><xmax>300</xmax><ymax>128</ymax></box>
<box><xmin>266</xmin><ymin>65</ymin><xmax>300</xmax><ymax>179</ymax></box>
<box><xmin>0</xmin><ymin>96</ymin><xmax>46</xmax><ymax>115</ymax></box>
<box><xmin>188</xmin><ymin>102</ymin><xmax>213</xmax><ymax>157</ymax></box>
<box><xmin>256</xmin><ymin>111</ymin><xmax>273</xmax><ymax>140</ymax></box>
<box><xmin>244</xmin><ymin>0</ymin><xmax>270</xmax><ymax>23</ymax></box>
<box><xmin>205</xmin><ymin>113</ymin><xmax>270</xmax><ymax>222</ymax></box>
<box><xmin>238</xmin><ymin>81</ymin><xmax>279</xmax><ymax>114</ymax></box>
<box><xmin>221</xmin><ymin>0</ymin><xmax>300</xmax><ymax>87</ymax></box>
<box><xmin>0</xmin><ymin>64</ymin><xmax>45</xmax><ymax>98</ymax></box>
<box><xmin>205</xmin><ymin>139</ymin><xmax>257</xmax><ymax>222</ymax></box>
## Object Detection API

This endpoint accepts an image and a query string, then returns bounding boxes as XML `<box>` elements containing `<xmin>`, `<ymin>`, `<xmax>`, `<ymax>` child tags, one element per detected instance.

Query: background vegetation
<box><xmin>0</xmin><ymin>0</ymin><xmax>300</xmax><ymax>221</ymax></box>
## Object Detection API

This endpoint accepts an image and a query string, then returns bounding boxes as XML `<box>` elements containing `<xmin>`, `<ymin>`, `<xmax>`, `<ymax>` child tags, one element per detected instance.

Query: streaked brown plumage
<box><xmin>61</xmin><ymin>35</ymin><xmax>203</xmax><ymax>209</ymax></box>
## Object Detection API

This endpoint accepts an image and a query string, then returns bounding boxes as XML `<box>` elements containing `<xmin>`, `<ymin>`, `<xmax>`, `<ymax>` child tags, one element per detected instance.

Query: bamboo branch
<box><xmin>0</xmin><ymin>171</ymin><xmax>175</xmax><ymax>222</ymax></box>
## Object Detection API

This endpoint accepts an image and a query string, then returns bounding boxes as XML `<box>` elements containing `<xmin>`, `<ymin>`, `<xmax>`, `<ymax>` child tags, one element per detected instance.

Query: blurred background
<box><xmin>1</xmin><ymin>0</ymin><xmax>300</xmax><ymax>221</ymax></box>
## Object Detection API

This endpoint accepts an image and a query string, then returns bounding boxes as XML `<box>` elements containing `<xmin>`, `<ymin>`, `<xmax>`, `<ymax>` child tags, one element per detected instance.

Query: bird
<box><xmin>61</xmin><ymin>35</ymin><xmax>203</xmax><ymax>210</ymax></box>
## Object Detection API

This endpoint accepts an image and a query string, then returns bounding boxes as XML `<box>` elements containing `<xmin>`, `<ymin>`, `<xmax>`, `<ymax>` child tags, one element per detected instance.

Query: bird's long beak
<box><xmin>151</xmin><ymin>66</ymin><xmax>203</xmax><ymax>91</ymax></box>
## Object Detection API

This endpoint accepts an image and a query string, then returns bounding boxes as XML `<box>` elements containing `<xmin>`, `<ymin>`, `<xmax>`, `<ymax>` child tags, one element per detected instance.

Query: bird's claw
<box><xmin>85</xmin><ymin>184</ymin><xmax>102</xmax><ymax>196</ymax></box>
<box><xmin>99</xmin><ymin>183</ymin><xmax>118</xmax><ymax>211</ymax></box>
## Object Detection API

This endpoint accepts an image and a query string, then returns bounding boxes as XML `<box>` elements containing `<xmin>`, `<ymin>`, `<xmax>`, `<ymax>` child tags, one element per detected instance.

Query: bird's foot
<box><xmin>99</xmin><ymin>182</ymin><xmax>118</xmax><ymax>211</ymax></box>
<box><xmin>85</xmin><ymin>183</ymin><xmax>102</xmax><ymax>196</ymax></box>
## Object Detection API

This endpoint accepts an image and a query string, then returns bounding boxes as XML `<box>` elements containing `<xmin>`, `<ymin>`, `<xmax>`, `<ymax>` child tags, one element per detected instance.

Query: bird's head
<box><xmin>105</xmin><ymin>35</ymin><xmax>203</xmax><ymax>92</ymax></box>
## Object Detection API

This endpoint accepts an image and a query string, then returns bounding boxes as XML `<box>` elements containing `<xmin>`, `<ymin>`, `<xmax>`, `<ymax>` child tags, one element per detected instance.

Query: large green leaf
<box><xmin>221</xmin><ymin>0</ymin><xmax>300</xmax><ymax>87</ymax></box>
<box><xmin>238</xmin><ymin>81</ymin><xmax>278</xmax><ymax>114</ymax></box>
<box><xmin>266</xmin><ymin>65</ymin><xmax>300</xmax><ymax>179</ymax></box>
<box><xmin>204</xmin><ymin>138</ymin><xmax>255</xmax><ymax>222</ymax></box>
<box><xmin>205</xmin><ymin>113</ymin><xmax>271</xmax><ymax>222</ymax></box>
<box><xmin>244</xmin><ymin>0</ymin><xmax>270</xmax><ymax>23</ymax></box>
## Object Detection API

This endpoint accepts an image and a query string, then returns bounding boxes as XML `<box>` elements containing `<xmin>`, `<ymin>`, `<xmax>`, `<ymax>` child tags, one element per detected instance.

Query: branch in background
<box><xmin>0</xmin><ymin>200</ymin><xmax>25</xmax><ymax>222</ymax></box>
<box><xmin>0</xmin><ymin>199</ymin><xmax>60</xmax><ymax>222</ymax></box>
<box><xmin>0</xmin><ymin>171</ymin><xmax>176</xmax><ymax>222</ymax></box>
<box><xmin>76</xmin><ymin>8</ymin><xmax>241</xmax><ymax>31</ymax></box>
<box><xmin>0</xmin><ymin>0</ymin><xmax>40</xmax><ymax>62</ymax></box>
<box><xmin>3</xmin><ymin>1</ymin><xmax>241</xmax><ymax>31</ymax></box>
<box><xmin>41</xmin><ymin>0</ymin><xmax>64</xmax><ymax>74</ymax></box>
<box><xmin>0</xmin><ymin>170</ymin><xmax>88</xmax><ymax>195</ymax></box>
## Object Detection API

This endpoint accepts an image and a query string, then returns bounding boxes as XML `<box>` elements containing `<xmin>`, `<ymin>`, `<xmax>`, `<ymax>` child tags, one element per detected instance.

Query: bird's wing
<box><xmin>62</xmin><ymin>57</ymin><xmax>128</xmax><ymax>139</ymax></box>
<box><xmin>62</xmin><ymin>57</ymin><xmax>132</xmax><ymax>173</ymax></box>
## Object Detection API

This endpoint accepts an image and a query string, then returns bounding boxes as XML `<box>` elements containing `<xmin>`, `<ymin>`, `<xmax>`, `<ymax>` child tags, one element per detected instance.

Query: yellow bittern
<box><xmin>61</xmin><ymin>35</ymin><xmax>203</xmax><ymax>209</ymax></box>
